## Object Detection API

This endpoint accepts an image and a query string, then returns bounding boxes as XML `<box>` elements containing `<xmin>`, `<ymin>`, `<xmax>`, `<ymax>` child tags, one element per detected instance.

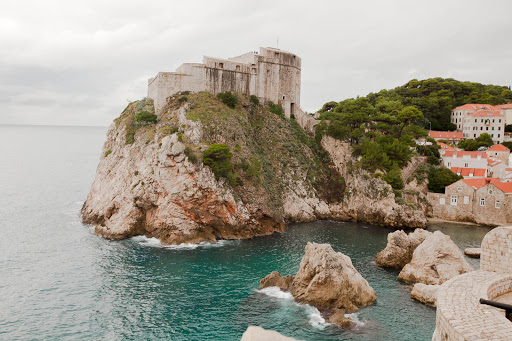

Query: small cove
<box><xmin>0</xmin><ymin>125</ymin><xmax>490</xmax><ymax>340</ymax></box>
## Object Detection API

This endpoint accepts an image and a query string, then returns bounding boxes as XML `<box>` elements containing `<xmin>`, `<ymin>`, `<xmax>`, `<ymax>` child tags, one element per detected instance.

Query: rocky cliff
<box><xmin>82</xmin><ymin>93</ymin><xmax>426</xmax><ymax>244</ymax></box>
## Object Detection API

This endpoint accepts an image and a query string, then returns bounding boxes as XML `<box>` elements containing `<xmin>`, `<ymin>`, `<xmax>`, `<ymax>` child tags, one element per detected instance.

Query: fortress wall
<box><xmin>481</xmin><ymin>226</ymin><xmax>512</xmax><ymax>273</ymax></box>
<box><xmin>148</xmin><ymin>47</ymin><xmax>302</xmax><ymax>115</ymax></box>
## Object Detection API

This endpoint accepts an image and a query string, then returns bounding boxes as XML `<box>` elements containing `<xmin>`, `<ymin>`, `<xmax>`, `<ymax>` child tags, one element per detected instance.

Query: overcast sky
<box><xmin>1</xmin><ymin>0</ymin><xmax>511</xmax><ymax>126</ymax></box>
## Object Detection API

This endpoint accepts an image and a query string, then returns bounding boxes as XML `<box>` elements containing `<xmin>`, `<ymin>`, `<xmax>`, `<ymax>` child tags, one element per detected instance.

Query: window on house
<box><xmin>474</xmin><ymin>134</ymin><xmax>476</xmax><ymax>137</ymax></box>
<box><xmin>235</xmin><ymin>65</ymin><xmax>240</xmax><ymax>71</ymax></box>
<box><xmin>464</xmin><ymin>196</ymin><xmax>469</xmax><ymax>204</ymax></box>
<box><xmin>499</xmin><ymin>119</ymin><xmax>502</xmax><ymax>123</ymax></box>
<box><xmin>440</xmin><ymin>198</ymin><xmax>445</xmax><ymax>205</ymax></box>
<box><xmin>489</xmin><ymin>189</ymin><xmax>493</xmax><ymax>195</ymax></box>
<box><xmin>492</xmin><ymin>127</ymin><xmax>495</xmax><ymax>130</ymax></box>
<box><xmin>486</xmin><ymin>127</ymin><xmax>489</xmax><ymax>130</ymax></box>
<box><xmin>457</xmin><ymin>187</ymin><xmax>463</xmax><ymax>191</ymax></box>
<box><xmin>496</xmin><ymin>200</ymin><xmax>501</xmax><ymax>208</ymax></box>
<box><xmin>480</xmin><ymin>198</ymin><xmax>485</xmax><ymax>206</ymax></box>
<box><xmin>219</xmin><ymin>63</ymin><xmax>224</xmax><ymax>69</ymax></box>
<box><xmin>493</xmin><ymin>119</ymin><xmax>495</xmax><ymax>123</ymax></box>
<box><xmin>451</xmin><ymin>195</ymin><xmax>458</xmax><ymax>206</ymax></box>
<box><xmin>251</xmin><ymin>67</ymin><xmax>256</xmax><ymax>73</ymax></box>
<box><xmin>464</xmin><ymin>163</ymin><xmax>468</xmax><ymax>167</ymax></box>
<box><xmin>481</xmin><ymin>127</ymin><xmax>483</xmax><ymax>130</ymax></box>
<box><xmin>498</xmin><ymin>134</ymin><xmax>501</xmax><ymax>138</ymax></box>
<box><xmin>448</xmin><ymin>162</ymin><xmax>451</xmax><ymax>167</ymax></box>
<box><xmin>499</xmin><ymin>127</ymin><xmax>501</xmax><ymax>130</ymax></box>
<box><xmin>475</xmin><ymin>119</ymin><xmax>477</xmax><ymax>123</ymax></box>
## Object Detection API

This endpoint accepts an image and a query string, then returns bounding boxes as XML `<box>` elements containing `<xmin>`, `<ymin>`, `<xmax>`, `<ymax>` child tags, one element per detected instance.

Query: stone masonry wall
<box><xmin>432</xmin><ymin>226</ymin><xmax>512</xmax><ymax>341</ymax></box>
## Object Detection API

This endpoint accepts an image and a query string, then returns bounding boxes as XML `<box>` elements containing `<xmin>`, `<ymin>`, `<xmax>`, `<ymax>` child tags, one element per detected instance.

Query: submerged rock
<box><xmin>240</xmin><ymin>326</ymin><xmax>300</xmax><ymax>341</ymax></box>
<box><xmin>375</xmin><ymin>229</ymin><xmax>431</xmax><ymax>269</ymax></box>
<box><xmin>398</xmin><ymin>231</ymin><xmax>473</xmax><ymax>285</ymax></box>
<box><xmin>259</xmin><ymin>242</ymin><xmax>376</xmax><ymax>327</ymax></box>
<box><xmin>411</xmin><ymin>283</ymin><xmax>439</xmax><ymax>307</ymax></box>
<box><xmin>464</xmin><ymin>247</ymin><xmax>481</xmax><ymax>258</ymax></box>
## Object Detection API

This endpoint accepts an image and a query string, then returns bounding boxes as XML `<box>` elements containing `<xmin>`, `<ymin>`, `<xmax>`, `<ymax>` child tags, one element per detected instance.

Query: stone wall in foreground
<box><xmin>432</xmin><ymin>226</ymin><xmax>512</xmax><ymax>341</ymax></box>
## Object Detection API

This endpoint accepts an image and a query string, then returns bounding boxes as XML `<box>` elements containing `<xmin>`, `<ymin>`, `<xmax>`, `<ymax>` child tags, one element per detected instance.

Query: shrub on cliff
<box><xmin>203</xmin><ymin>144</ymin><xmax>233</xmax><ymax>180</ymax></box>
<box><xmin>427</xmin><ymin>167</ymin><xmax>462</xmax><ymax>193</ymax></box>
<box><xmin>217</xmin><ymin>91</ymin><xmax>238</xmax><ymax>108</ymax></box>
<box><xmin>250</xmin><ymin>95</ymin><xmax>259</xmax><ymax>106</ymax></box>
<box><xmin>383</xmin><ymin>163</ymin><xmax>403</xmax><ymax>190</ymax></box>
<box><xmin>135</xmin><ymin>110</ymin><xmax>158</xmax><ymax>124</ymax></box>
<box><xmin>268</xmin><ymin>101</ymin><xmax>284</xmax><ymax>117</ymax></box>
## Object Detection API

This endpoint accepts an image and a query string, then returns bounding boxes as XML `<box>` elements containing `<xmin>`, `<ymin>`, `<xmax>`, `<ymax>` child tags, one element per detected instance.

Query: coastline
<box><xmin>427</xmin><ymin>217</ymin><xmax>494</xmax><ymax>228</ymax></box>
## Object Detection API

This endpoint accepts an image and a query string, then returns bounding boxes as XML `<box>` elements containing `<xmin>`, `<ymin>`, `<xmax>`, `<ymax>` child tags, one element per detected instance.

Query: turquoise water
<box><xmin>0</xmin><ymin>125</ymin><xmax>490</xmax><ymax>340</ymax></box>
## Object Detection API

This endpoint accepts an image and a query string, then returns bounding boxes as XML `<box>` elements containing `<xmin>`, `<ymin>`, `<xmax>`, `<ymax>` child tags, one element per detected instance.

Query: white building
<box><xmin>462</xmin><ymin>110</ymin><xmax>505</xmax><ymax>143</ymax></box>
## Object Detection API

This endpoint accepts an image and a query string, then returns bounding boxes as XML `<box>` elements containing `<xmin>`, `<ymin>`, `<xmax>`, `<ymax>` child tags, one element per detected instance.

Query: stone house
<box><xmin>437</xmin><ymin>142</ymin><xmax>455</xmax><ymax>156</ymax></box>
<box><xmin>449</xmin><ymin>167</ymin><xmax>486</xmax><ymax>178</ymax></box>
<box><xmin>485</xmin><ymin>143</ymin><xmax>510</xmax><ymax>164</ymax></box>
<box><xmin>496</xmin><ymin>103</ymin><xmax>512</xmax><ymax>125</ymax></box>
<box><xmin>427</xmin><ymin>177</ymin><xmax>512</xmax><ymax>225</ymax></box>
<box><xmin>147</xmin><ymin>47</ymin><xmax>301</xmax><ymax>117</ymax></box>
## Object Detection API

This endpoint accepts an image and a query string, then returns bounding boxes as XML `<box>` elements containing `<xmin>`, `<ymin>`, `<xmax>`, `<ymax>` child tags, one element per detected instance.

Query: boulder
<box><xmin>398</xmin><ymin>231</ymin><xmax>473</xmax><ymax>285</ymax></box>
<box><xmin>290</xmin><ymin>242</ymin><xmax>377</xmax><ymax>313</ymax></box>
<box><xmin>411</xmin><ymin>283</ymin><xmax>439</xmax><ymax>307</ymax></box>
<box><xmin>240</xmin><ymin>326</ymin><xmax>300</xmax><ymax>341</ymax></box>
<box><xmin>375</xmin><ymin>229</ymin><xmax>431</xmax><ymax>269</ymax></box>
<box><xmin>259</xmin><ymin>271</ymin><xmax>294</xmax><ymax>291</ymax></box>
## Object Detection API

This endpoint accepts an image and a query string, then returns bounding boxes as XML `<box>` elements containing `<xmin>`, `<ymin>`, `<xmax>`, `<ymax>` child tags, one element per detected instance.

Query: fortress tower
<box><xmin>147</xmin><ymin>47</ymin><xmax>301</xmax><ymax>118</ymax></box>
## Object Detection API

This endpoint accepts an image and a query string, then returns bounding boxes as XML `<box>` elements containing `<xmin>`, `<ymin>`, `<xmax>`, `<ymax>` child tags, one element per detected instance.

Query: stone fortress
<box><xmin>148</xmin><ymin>47</ymin><xmax>301</xmax><ymax>118</ymax></box>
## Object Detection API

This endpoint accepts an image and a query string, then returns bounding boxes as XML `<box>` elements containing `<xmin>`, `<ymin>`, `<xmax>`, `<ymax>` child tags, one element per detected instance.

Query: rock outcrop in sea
<box><xmin>375</xmin><ymin>228</ymin><xmax>431</xmax><ymax>269</ymax></box>
<box><xmin>398</xmin><ymin>231</ymin><xmax>473</xmax><ymax>285</ymax></box>
<box><xmin>259</xmin><ymin>242</ymin><xmax>376</xmax><ymax>327</ymax></box>
<box><xmin>82</xmin><ymin>93</ymin><xmax>427</xmax><ymax>245</ymax></box>
<box><xmin>376</xmin><ymin>229</ymin><xmax>473</xmax><ymax>306</ymax></box>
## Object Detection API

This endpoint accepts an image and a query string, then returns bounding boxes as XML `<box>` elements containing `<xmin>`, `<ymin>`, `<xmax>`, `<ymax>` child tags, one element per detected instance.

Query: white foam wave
<box><xmin>257</xmin><ymin>286</ymin><xmax>294</xmax><ymax>300</ymax></box>
<box><xmin>131</xmin><ymin>236</ymin><xmax>235</xmax><ymax>249</ymax></box>
<box><xmin>304</xmin><ymin>305</ymin><xmax>328</xmax><ymax>329</ymax></box>
<box><xmin>256</xmin><ymin>287</ymin><xmax>329</xmax><ymax>329</ymax></box>
<box><xmin>345</xmin><ymin>312</ymin><xmax>365</xmax><ymax>327</ymax></box>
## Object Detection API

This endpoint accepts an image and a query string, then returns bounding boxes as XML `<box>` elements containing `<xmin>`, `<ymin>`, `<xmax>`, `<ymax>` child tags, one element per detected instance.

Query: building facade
<box><xmin>147</xmin><ymin>47</ymin><xmax>301</xmax><ymax>117</ymax></box>
<box><xmin>462</xmin><ymin>110</ymin><xmax>505</xmax><ymax>143</ymax></box>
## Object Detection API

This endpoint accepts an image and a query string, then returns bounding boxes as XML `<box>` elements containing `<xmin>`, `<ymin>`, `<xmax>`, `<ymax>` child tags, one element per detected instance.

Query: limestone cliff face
<box><xmin>82</xmin><ymin>93</ymin><xmax>426</xmax><ymax>244</ymax></box>
<box><xmin>319</xmin><ymin>136</ymin><xmax>427</xmax><ymax>228</ymax></box>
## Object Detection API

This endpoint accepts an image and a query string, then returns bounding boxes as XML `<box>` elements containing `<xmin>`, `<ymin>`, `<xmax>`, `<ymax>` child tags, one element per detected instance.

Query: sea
<box><xmin>0</xmin><ymin>125</ymin><xmax>490</xmax><ymax>341</ymax></box>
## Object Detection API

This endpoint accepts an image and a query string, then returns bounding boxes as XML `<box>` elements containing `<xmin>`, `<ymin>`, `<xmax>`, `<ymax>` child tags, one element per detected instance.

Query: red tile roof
<box><xmin>429</xmin><ymin>131</ymin><xmax>464</xmax><ymax>139</ymax></box>
<box><xmin>444</xmin><ymin>151</ymin><xmax>488</xmax><ymax>159</ymax></box>
<box><xmin>487</xmin><ymin>158</ymin><xmax>502</xmax><ymax>167</ymax></box>
<box><xmin>461</xmin><ymin>178</ymin><xmax>493</xmax><ymax>190</ymax></box>
<box><xmin>453</xmin><ymin>104</ymin><xmax>498</xmax><ymax>111</ymax></box>
<box><xmin>450</xmin><ymin>167</ymin><xmax>486</xmax><ymax>177</ymax></box>
<box><xmin>490</xmin><ymin>179</ymin><xmax>512</xmax><ymax>194</ymax></box>
<box><xmin>437</xmin><ymin>142</ymin><xmax>456</xmax><ymax>151</ymax></box>
<box><xmin>496</xmin><ymin>103</ymin><xmax>512</xmax><ymax>110</ymax></box>
<box><xmin>487</xmin><ymin>144</ymin><xmax>510</xmax><ymax>152</ymax></box>
<box><xmin>469</xmin><ymin>110</ymin><xmax>504</xmax><ymax>117</ymax></box>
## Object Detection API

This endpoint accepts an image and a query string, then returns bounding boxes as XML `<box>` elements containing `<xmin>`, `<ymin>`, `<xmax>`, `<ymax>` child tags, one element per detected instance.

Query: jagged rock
<box><xmin>398</xmin><ymin>231</ymin><xmax>474</xmax><ymax>285</ymax></box>
<box><xmin>411</xmin><ymin>283</ymin><xmax>439</xmax><ymax>307</ymax></box>
<box><xmin>240</xmin><ymin>326</ymin><xmax>300</xmax><ymax>341</ymax></box>
<box><xmin>290</xmin><ymin>242</ymin><xmax>376</xmax><ymax>313</ymax></box>
<box><xmin>375</xmin><ymin>229</ymin><xmax>431</xmax><ymax>269</ymax></box>
<box><xmin>259</xmin><ymin>243</ymin><xmax>376</xmax><ymax>328</ymax></box>
<box><xmin>259</xmin><ymin>271</ymin><xmax>294</xmax><ymax>291</ymax></box>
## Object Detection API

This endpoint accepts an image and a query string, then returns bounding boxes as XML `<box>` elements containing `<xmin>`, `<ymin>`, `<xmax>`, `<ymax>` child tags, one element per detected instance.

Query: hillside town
<box><xmin>427</xmin><ymin>103</ymin><xmax>512</xmax><ymax>225</ymax></box>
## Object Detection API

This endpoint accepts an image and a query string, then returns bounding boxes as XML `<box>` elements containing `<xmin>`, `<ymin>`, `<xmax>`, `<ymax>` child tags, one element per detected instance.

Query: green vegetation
<box><xmin>458</xmin><ymin>133</ymin><xmax>493</xmax><ymax>151</ymax></box>
<box><xmin>268</xmin><ymin>101</ymin><xmax>284</xmax><ymax>118</ymax></box>
<box><xmin>203</xmin><ymin>144</ymin><xmax>234</xmax><ymax>180</ymax></box>
<box><xmin>105</xmin><ymin>150</ymin><xmax>112</xmax><ymax>157</ymax></box>
<box><xmin>134</xmin><ymin>170</ymin><xmax>139</xmax><ymax>176</ymax></box>
<box><xmin>216</xmin><ymin>91</ymin><xmax>238</xmax><ymax>108</ymax></box>
<box><xmin>250</xmin><ymin>95</ymin><xmax>259</xmax><ymax>106</ymax></box>
<box><xmin>320</xmin><ymin>78</ymin><xmax>512</xmax><ymax>131</ymax></box>
<box><xmin>159</xmin><ymin>126</ymin><xmax>179</xmax><ymax>136</ymax></box>
<box><xmin>135</xmin><ymin>111</ymin><xmax>158</xmax><ymax>124</ymax></box>
<box><xmin>416</xmin><ymin>138</ymin><xmax>441</xmax><ymax>165</ymax></box>
<box><xmin>114</xmin><ymin>98</ymin><xmax>156</xmax><ymax>144</ymax></box>
<box><xmin>502</xmin><ymin>141</ymin><xmax>512</xmax><ymax>149</ymax></box>
<box><xmin>383</xmin><ymin>163</ymin><xmax>403</xmax><ymax>190</ymax></box>
<box><xmin>184</xmin><ymin>145</ymin><xmax>198</xmax><ymax>165</ymax></box>
<box><xmin>319</xmin><ymin>97</ymin><xmax>426</xmax><ymax>175</ymax></box>
<box><xmin>427</xmin><ymin>167</ymin><xmax>463</xmax><ymax>193</ymax></box>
